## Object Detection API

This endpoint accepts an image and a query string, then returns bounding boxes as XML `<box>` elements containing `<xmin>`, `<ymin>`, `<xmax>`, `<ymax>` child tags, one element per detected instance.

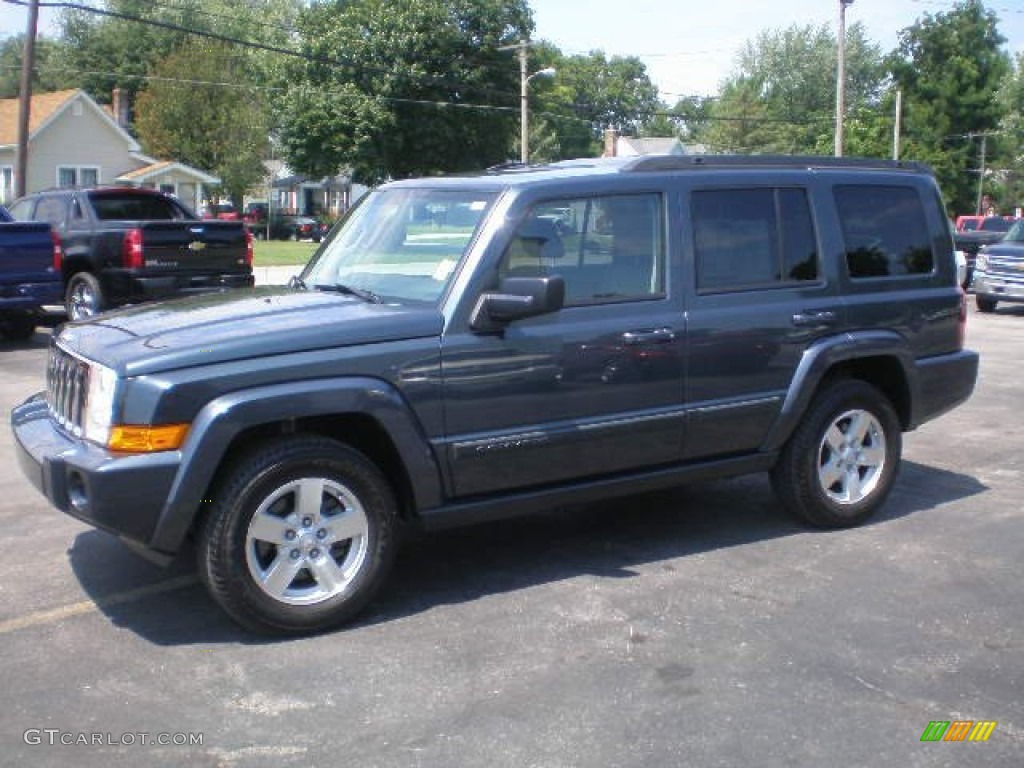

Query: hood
<box><xmin>56</xmin><ymin>287</ymin><xmax>444</xmax><ymax>377</ymax></box>
<box><xmin>981</xmin><ymin>238</ymin><xmax>1024</xmax><ymax>257</ymax></box>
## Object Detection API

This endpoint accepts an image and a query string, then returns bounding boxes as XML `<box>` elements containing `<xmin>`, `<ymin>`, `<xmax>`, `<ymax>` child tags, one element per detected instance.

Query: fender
<box><xmin>760</xmin><ymin>330</ymin><xmax>917</xmax><ymax>453</ymax></box>
<box><xmin>146</xmin><ymin>377</ymin><xmax>443</xmax><ymax>554</ymax></box>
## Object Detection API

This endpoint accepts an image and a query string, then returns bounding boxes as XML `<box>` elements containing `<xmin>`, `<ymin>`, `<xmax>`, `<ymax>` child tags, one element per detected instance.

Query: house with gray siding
<box><xmin>0</xmin><ymin>89</ymin><xmax>218</xmax><ymax>211</ymax></box>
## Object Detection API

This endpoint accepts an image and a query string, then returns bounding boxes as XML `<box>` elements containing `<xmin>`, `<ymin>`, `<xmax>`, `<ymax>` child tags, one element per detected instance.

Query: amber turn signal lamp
<box><xmin>108</xmin><ymin>424</ymin><xmax>190</xmax><ymax>453</ymax></box>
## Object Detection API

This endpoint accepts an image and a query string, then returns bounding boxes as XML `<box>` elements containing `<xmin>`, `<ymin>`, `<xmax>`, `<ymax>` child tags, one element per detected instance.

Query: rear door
<box><xmin>682</xmin><ymin>176</ymin><xmax>844</xmax><ymax>459</ymax></box>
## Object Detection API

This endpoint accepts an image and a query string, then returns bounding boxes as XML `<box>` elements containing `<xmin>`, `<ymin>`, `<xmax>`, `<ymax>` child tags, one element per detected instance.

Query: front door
<box><xmin>440</xmin><ymin>191</ymin><xmax>687</xmax><ymax>497</ymax></box>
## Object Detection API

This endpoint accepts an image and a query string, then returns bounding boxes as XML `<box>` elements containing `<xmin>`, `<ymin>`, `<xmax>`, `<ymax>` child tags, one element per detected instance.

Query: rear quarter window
<box><xmin>834</xmin><ymin>185</ymin><xmax>934</xmax><ymax>278</ymax></box>
<box><xmin>88</xmin><ymin>192</ymin><xmax>193</xmax><ymax>221</ymax></box>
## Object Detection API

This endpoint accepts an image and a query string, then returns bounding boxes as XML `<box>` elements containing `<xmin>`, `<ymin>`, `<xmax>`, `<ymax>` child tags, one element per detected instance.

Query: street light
<box><xmin>834</xmin><ymin>0</ymin><xmax>854</xmax><ymax>157</ymax></box>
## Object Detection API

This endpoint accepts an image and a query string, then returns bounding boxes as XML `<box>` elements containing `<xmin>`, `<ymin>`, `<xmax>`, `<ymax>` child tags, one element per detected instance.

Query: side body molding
<box><xmin>759</xmin><ymin>330</ymin><xmax>917</xmax><ymax>452</ymax></box>
<box><xmin>147</xmin><ymin>377</ymin><xmax>443</xmax><ymax>554</ymax></box>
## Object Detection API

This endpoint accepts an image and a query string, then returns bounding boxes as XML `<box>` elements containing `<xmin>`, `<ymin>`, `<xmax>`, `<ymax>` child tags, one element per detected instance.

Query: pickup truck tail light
<box><xmin>122</xmin><ymin>228</ymin><xmax>144</xmax><ymax>269</ymax></box>
<box><xmin>51</xmin><ymin>230</ymin><xmax>63</xmax><ymax>272</ymax></box>
<box><xmin>244</xmin><ymin>228</ymin><xmax>254</xmax><ymax>266</ymax></box>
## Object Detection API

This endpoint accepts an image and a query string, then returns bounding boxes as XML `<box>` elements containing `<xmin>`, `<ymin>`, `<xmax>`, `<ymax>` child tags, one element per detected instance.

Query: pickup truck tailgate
<box><xmin>140</xmin><ymin>221</ymin><xmax>248</xmax><ymax>272</ymax></box>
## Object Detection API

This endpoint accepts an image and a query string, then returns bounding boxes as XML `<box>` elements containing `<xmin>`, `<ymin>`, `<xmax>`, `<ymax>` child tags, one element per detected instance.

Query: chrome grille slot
<box><xmin>46</xmin><ymin>345</ymin><xmax>91</xmax><ymax>436</ymax></box>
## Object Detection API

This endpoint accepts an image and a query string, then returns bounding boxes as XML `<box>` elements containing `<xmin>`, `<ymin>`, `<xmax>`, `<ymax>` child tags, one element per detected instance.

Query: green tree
<box><xmin>133</xmin><ymin>39</ymin><xmax>269</xmax><ymax>206</ymax></box>
<box><xmin>0</xmin><ymin>35</ymin><xmax>67</xmax><ymax>98</ymax></box>
<box><xmin>56</xmin><ymin>0</ymin><xmax>303</xmax><ymax>107</ymax></box>
<box><xmin>989</xmin><ymin>52</ymin><xmax>1024</xmax><ymax>213</ymax></box>
<box><xmin>889</xmin><ymin>1</ymin><xmax>1009</xmax><ymax>214</ymax></box>
<box><xmin>278</xmin><ymin>0</ymin><xmax>532</xmax><ymax>183</ymax></box>
<box><xmin>530</xmin><ymin>48</ymin><xmax>662</xmax><ymax>161</ymax></box>
<box><xmin>663</xmin><ymin>95</ymin><xmax>713</xmax><ymax>144</ymax></box>
<box><xmin>702</xmin><ymin>22</ymin><xmax>885</xmax><ymax>154</ymax></box>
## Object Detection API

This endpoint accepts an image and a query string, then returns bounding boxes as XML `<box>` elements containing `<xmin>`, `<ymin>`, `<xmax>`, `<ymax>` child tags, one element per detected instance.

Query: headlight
<box><xmin>83</xmin><ymin>361</ymin><xmax>118</xmax><ymax>446</ymax></box>
<box><xmin>976</xmin><ymin>251</ymin><xmax>989</xmax><ymax>272</ymax></box>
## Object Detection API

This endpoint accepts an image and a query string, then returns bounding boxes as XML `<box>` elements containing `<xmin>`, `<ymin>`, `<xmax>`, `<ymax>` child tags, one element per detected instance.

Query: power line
<box><xmin>1</xmin><ymin>0</ymin><xmax>526</xmax><ymax>105</ymax></box>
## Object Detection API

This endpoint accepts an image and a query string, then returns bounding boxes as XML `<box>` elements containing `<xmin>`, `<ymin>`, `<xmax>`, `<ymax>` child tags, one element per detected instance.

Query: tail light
<box><xmin>122</xmin><ymin>228</ymin><xmax>144</xmax><ymax>269</ymax></box>
<box><xmin>51</xmin><ymin>230</ymin><xmax>63</xmax><ymax>272</ymax></box>
<box><xmin>244</xmin><ymin>228</ymin><xmax>254</xmax><ymax>266</ymax></box>
<box><xmin>957</xmin><ymin>289</ymin><xmax>967</xmax><ymax>349</ymax></box>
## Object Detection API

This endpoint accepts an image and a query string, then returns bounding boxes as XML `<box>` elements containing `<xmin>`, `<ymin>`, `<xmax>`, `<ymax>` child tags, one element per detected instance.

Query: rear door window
<box><xmin>692</xmin><ymin>187</ymin><xmax>819</xmax><ymax>292</ymax></box>
<box><xmin>834</xmin><ymin>185</ymin><xmax>934</xmax><ymax>278</ymax></box>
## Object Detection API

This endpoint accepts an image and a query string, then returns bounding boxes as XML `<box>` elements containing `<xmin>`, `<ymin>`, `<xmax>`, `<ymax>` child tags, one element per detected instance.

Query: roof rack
<box><xmin>625</xmin><ymin>154</ymin><xmax>932</xmax><ymax>175</ymax></box>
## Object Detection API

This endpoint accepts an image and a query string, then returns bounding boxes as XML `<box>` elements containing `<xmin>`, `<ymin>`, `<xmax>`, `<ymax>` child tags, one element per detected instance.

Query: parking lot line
<box><xmin>0</xmin><ymin>575</ymin><xmax>197</xmax><ymax>635</ymax></box>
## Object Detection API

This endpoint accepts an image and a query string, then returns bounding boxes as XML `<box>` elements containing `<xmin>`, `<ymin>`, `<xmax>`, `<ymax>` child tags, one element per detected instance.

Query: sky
<box><xmin>2</xmin><ymin>0</ymin><xmax>1024</xmax><ymax>100</ymax></box>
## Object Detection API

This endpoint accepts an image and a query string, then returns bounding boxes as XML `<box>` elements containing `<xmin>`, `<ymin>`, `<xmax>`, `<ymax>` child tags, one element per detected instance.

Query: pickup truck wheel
<box><xmin>976</xmin><ymin>295</ymin><xmax>997</xmax><ymax>313</ymax></box>
<box><xmin>65</xmin><ymin>272</ymin><xmax>105</xmax><ymax>321</ymax></box>
<box><xmin>197</xmin><ymin>436</ymin><xmax>398</xmax><ymax>634</ymax></box>
<box><xmin>771</xmin><ymin>380</ymin><xmax>901</xmax><ymax>528</ymax></box>
<box><xmin>0</xmin><ymin>316</ymin><xmax>36</xmax><ymax>341</ymax></box>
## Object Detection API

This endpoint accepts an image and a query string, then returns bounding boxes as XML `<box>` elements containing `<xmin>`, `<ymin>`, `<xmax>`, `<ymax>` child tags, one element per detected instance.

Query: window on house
<box><xmin>693</xmin><ymin>187</ymin><xmax>819</xmax><ymax>292</ymax></box>
<box><xmin>0</xmin><ymin>166</ymin><xmax>14</xmax><ymax>205</ymax></box>
<box><xmin>57</xmin><ymin>166</ymin><xmax>100</xmax><ymax>188</ymax></box>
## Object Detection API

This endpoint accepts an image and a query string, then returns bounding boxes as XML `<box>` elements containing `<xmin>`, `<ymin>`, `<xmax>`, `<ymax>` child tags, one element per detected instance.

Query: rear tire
<box><xmin>65</xmin><ymin>272</ymin><xmax>105</xmax><ymax>321</ymax></box>
<box><xmin>976</xmin><ymin>295</ymin><xmax>997</xmax><ymax>313</ymax></box>
<box><xmin>771</xmin><ymin>379</ymin><xmax>901</xmax><ymax>528</ymax></box>
<box><xmin>0</xmin><ymin>315</ymin><xmax>36</xmax><ymax>341</ymax></box>
<box><xmin>197</xmin><ymin>436</ymin><xmax>398</xmax><ymax>635</ymax></box>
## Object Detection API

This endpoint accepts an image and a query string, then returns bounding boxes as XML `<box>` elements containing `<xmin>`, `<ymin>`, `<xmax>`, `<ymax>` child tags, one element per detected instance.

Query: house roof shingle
<box><xmin>0</xmin><ymin>89</ymin><xmax>80</xmax><ymax>146</ymax></box>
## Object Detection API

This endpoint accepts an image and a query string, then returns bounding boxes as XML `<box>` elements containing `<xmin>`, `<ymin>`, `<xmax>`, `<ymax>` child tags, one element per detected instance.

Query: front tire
<box><xmin>976</xmin><ymin>295</ymin><xmax>997</xmax><ymax>313</ymax></box>
<box><xmin>65</xmin><ymin>272</ymin><xmax>105</xmax><ymax>321</ymax></box>
<box><xmin>771</xmin><ymin>379</ymin><xmax>901</xmax><ymax>528</ymax></box>
<box><xmin>197</xmin><ymin>436</ymin><xmax>398</xmax><ymax>634</ymax></box>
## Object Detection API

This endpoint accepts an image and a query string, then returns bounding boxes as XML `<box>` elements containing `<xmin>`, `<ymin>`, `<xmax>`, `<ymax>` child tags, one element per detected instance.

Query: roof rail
<box><xmin>625</xmin><ymin>154</ymin><xmax>932</xmax><ymax>174</ymax></box>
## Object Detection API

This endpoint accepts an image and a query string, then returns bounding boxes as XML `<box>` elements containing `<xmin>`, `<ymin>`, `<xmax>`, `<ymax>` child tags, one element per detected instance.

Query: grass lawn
<box><xmin>253</xmin><ymin>240</ymin><xmax>319</xmax><ymax>267</ymax></box>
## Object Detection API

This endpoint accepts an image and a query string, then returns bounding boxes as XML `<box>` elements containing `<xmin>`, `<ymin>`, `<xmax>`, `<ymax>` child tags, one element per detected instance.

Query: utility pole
<box><xmin>892</xmin><ymin>89</ymin><xmax>902</xmax><ymax>161</ymax></box>
<box><xmin>518</xmin><ymin>43</ymin><xmax>528</xmax><ymax>165</ymax></box>
<box><xmin>975</xmin><ymin>132</ymin><xmax>988</xmax><ymax>216</ymax></box>
<box><xmin>498</xmin><ymin>40</ymin><xmax>554</xmax><ymax>165</ymax></box>
<box><xmin>16</xmin><ymin>0</ymin><xmax>41</xmax><ymax>199</ymax></box>
<box><xmin>834</xmin><ymin>0</ymin><xmax>854</xmax><ymax>157</ymax></box>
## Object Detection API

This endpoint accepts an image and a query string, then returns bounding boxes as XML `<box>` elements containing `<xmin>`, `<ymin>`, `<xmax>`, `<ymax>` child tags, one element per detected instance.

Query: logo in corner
<box><xmin>921</xmin><ymin>720</ymin><xmax>997</xmax><ymax>742</ymax></box>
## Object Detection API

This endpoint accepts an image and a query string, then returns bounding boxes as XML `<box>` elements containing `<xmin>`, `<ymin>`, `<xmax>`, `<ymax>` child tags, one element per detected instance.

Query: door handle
<box><xmin>621</xmin><ymin>327</ymin><xmax>677</xmax><ymax>345</ymax></box>
<box><xmin>791</xmin><ymin>310</ymin><xmax>838</xmax><ymax>328</ymax></box>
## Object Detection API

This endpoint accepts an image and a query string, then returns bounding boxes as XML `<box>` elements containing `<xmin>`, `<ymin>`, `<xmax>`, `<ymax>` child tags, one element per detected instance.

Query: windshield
<box><xmin>1004</xmin><ymin>220</ymin><xmax>1024</xmax><ymax>242</ymax></box>
<box><xmin>302</xmin><ymin>187</ymin><xmax>499</xmax><ymax>304</ymax></box>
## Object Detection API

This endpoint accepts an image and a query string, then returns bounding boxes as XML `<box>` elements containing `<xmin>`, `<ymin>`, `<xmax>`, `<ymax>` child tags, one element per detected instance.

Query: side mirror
<box><xmin>471</xmin><ymin>275</ymin><xmax>565</xmax><ymax>331</ymax></box>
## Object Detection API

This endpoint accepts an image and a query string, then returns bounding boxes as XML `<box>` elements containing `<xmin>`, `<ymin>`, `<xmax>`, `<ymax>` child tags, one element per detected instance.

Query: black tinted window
<box><xmin>88</xmin><ymin>192</ymin><xmax>192</xmax><ymax>221</ymax></box>
<box><xmin>835</xmin><ymin>186</ymin><xmax>934</xmax><ymax>278</ymax></box>
<box><xmin>693</xmin><ymin>188</ymin><xmax>818</xmax><ymax>292</ymax></box>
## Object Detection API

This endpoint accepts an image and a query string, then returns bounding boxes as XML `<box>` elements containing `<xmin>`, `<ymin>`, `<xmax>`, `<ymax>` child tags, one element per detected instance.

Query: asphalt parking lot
<box><xmin>0</xmin><ymin>302</ymin><xmax>1021</xmax><ymax>767</ymax></box>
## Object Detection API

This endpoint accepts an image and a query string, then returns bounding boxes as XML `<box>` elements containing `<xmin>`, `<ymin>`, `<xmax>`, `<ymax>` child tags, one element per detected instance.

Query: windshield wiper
<box><xmin>313</xmin><ymin>282</ymin><xmax>382</xmax><ymax>304</ymax></box>
<box><xmin>288</xmin><ymin>275</ymin><xmax>308</xmax><ymax>290</ymax></box>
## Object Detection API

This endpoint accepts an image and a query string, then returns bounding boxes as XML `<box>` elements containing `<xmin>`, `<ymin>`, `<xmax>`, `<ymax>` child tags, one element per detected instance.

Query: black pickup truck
<box><xmin>0</xmin><ymin>204</ymin><xmax>63</xmax><ymax>340</ymax></box>
<box><xmin>7</xmin><ymin>187</ymin><xmax>253</xmax><ymax>320</ymax></box>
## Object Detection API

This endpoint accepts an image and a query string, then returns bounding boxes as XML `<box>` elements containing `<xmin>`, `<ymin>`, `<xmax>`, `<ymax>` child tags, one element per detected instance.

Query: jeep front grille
<box><xmin>46</xmin><ymin>345</ymin><xmax>91</xmax><ymax>436</ymax></box>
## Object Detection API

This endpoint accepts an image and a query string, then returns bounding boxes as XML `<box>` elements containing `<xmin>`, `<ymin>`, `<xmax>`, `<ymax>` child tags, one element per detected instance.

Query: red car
<box><xmin>202</xmin><ymin>203</ymin><xmax>240</xmax><ymax>221</ymax></box>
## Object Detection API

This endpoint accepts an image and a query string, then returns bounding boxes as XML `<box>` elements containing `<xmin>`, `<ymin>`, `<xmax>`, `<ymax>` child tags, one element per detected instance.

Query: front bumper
<box><xmin>973</xmin><ymin>271</ymin><xmax>1024</xmax><ymax>303</ymax></box>
<box><xmin>12</xmin><ymin>395</ymin><xmax>181</xmax><ymax>553</ymax></box>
